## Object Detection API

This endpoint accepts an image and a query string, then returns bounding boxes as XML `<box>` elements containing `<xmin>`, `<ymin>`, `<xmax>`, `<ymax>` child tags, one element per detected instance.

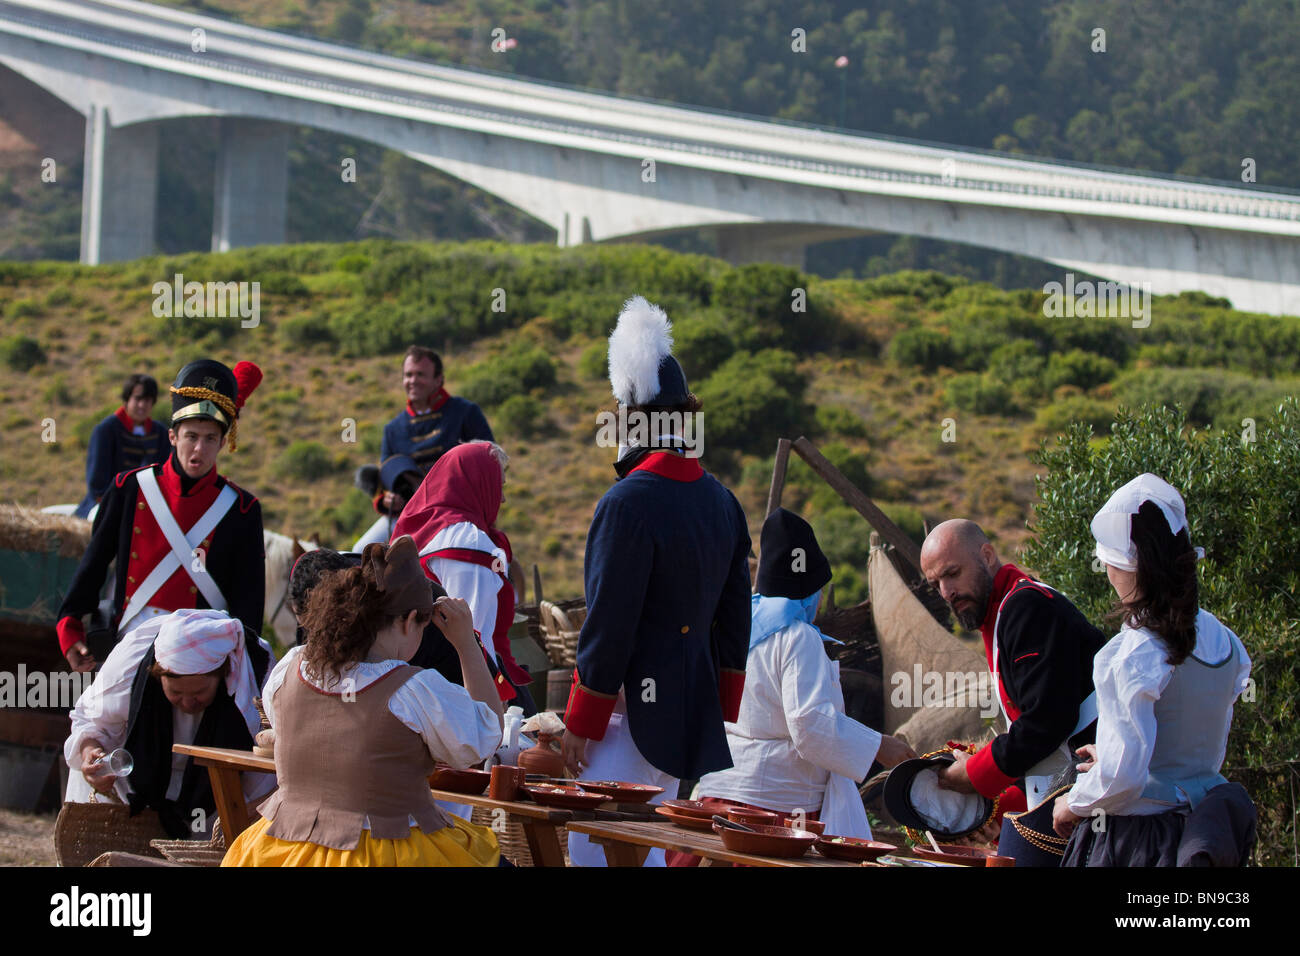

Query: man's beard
<box><xmin>952</xmin><ymin>565</ymin><xmax>994</xmax><ymax>631</ymax></box>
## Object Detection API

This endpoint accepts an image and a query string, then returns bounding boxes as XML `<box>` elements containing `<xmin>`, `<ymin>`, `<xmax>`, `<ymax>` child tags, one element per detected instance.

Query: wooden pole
<box><xmin>790</xmin><ymin>436</ymin><xmax>924</xmax><ymax>575</ymax></box>
<box><xmin>532</xmin><ymin>563</ymin><xmax>543</xmax><ymax>607</ymax></box>
<box><xmin>765</xmin><ymin>438</ymin><xmax>792</xmax><ymax>517</ymax></box>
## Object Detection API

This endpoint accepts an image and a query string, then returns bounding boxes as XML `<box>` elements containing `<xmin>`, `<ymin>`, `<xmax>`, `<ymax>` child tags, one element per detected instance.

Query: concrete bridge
<box><xmin>2</xmin><ymin>0</ymin><xmax>1299</xmax><ymax>315</ymax></box>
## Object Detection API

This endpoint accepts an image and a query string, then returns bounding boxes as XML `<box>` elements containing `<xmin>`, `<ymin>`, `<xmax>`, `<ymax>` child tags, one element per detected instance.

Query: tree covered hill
<box><xmin>4</xmin><ymin>0</ymin><xmax>1297</xmax><ymax>285</ymax></box>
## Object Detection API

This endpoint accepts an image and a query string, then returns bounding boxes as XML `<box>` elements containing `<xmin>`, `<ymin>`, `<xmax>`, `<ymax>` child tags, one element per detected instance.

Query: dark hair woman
<box><xmin>1052</xmin><ymin>474</ymin><xmax>1255</xmax><ymax>866</ymax></box>
<box><xmin>223</xmin><ymin>535</ymin><xmax>505</xmax><ymax>867</ymax></box>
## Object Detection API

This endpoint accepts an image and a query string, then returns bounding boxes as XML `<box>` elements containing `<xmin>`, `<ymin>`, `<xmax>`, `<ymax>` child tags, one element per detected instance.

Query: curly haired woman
<box><xmin>223</xmin><ymin>535</ymin><xmax>504</xmax><ymax>866</ymax></box>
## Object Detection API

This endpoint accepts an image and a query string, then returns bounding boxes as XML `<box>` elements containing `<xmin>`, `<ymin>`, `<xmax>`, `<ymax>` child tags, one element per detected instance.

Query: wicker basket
<box><xmin>54</xmin><ymin>800</ymin><xmax>169</xmax><ymax>867</ymax></box>
<box><xmin>470</xmin><ymin>805</ymin><xmax>570</xmax><ymax>867</ymax></box>
<box><xmin>149</xmin><ymin>819</ymin><xmax>227</xmax><ymax>867</ymax></box>
<box><xmin>538</xmin><ymin>600</ymin><xmax>587</xmax><ymax>669</ymax></box>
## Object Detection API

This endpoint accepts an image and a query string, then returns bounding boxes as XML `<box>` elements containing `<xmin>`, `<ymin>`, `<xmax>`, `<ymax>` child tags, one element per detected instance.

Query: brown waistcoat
<box><xmin>260</xmin><ymin>663</ymin><xmax>449</xmax><ymax>850</ymax></box>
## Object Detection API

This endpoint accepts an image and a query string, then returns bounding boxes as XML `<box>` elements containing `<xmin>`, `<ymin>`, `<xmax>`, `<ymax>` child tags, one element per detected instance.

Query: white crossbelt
<box><xmin>117</xmin><ymin>468</ymin><xmax>236</xmax><ymax>631</ymax></box>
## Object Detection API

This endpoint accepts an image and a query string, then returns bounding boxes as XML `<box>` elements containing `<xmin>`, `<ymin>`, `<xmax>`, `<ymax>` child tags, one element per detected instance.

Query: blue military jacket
<box><xmin>566</xmin><ymin>451</ymin><xmax>752</xmax><ymax>780</ymax></box>
<box><xmin>77</xmin><ymin>409</ymin><xmax>169</xmax><ymax>518</ymax></box>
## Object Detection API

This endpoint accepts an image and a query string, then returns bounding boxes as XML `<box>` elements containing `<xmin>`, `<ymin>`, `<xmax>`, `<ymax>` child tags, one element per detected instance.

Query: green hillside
<box><xmin>2</xmin><ymin>242</ymin><xmax>1296</xmax><ymax>606</ymax></box>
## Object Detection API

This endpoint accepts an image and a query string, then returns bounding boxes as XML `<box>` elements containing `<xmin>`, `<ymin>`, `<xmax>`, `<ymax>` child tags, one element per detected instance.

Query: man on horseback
<box><xmin>56</xmin><ymin>359</ymin><xmax>268</xmax><ymax>678</ymax></box>
<box><xmin>352</xmin><ymin>346</ymin><xmax>494</xmax><ymax>550</ymax></box>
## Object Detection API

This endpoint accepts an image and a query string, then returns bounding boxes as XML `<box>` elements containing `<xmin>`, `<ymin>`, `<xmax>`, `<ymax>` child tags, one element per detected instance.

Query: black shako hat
<box><xmin>756</xmin><ymin>508</ymin><xmax>832</xmax><ymax>600</ymax></box>
<box><xmin>170</xmin><ymin>359</ymin><xmax>238</xmax><ymax>431</ymax></box>
<box><xmin>882</xmin><ymin>752</ymin><xmax>994</xmax><ymax>840</ymax></box>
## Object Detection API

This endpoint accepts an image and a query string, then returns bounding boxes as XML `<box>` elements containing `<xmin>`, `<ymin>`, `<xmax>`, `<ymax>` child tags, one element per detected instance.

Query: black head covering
<box><xmin>642</xmin><ymin>355</ymin><xmax>690</xmax><ymax>407</ymax></box>
<box><xmin>756</xmin><ymin>508</ymin><xmax>832</xmax><ymax>600</ymax></box>
<box><xmin>170</xmin><ymin>359</ymin><xmax>238</xmax><ymax>431</ymax></box>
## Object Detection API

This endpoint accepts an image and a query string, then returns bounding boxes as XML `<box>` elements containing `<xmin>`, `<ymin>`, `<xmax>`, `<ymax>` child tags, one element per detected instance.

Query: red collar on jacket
<box><xmin>114</xmin><ymin>406</ymin><xmax>155</xmax><ymax>434</ymax></box>
<box><xmin>406</xmin><ymin>388</ymin><xmax>450</xmax><ymax>417</ymax></box>
<box><xmin>159</xmin><ymin>453</ymin><xmax>219</xmax><ymax>498</ymax></box>
<box><xmin>628</xmin><ymin>450</ymin><xmax>703</xmax><ymax>482</ymax></box>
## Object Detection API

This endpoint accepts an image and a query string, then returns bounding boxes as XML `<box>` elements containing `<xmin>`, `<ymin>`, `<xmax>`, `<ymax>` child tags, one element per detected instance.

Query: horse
<box><xmin>262</xmin><ymin>529</ymin><xmax>320</xmax><ymax>648</ymax></box>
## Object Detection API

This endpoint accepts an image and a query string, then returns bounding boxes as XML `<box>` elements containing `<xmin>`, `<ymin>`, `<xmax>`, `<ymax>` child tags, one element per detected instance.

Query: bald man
<box><xmin>920</xmin><ymin>521</ymin><xmax>1105</xmax><ymax>830</ymax></box>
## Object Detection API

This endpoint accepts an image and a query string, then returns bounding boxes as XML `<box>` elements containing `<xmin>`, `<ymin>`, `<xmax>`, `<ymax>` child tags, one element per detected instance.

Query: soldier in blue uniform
<box><xmin>562</xmin><ymin>296</ymin><xmax>752</xmax><ymax>867</ymax></box>
<box><xmin>353</xmin><ymin>345</ymin><xmax>494</xmax><ymax>549</ymax></box>
<box><xmin>76</xmin><ymin>374</ymin><xmax>170</xmax><ymax>519</ymax></box>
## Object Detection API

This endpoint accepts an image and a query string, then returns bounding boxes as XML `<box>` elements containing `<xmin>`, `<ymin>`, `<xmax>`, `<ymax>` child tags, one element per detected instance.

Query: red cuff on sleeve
<box><xmin>966</xmin><ymin>741</ymin><xmax>1017</xmax><ymax>798</ymax></box>
<box><xmin>719</xmin><ymin>668</ymin><xmax>745</xmax><ymax>723</ymax></box>
<box><xmin>57</xmin><ymin>616</ymin><xmax>85</xmax><ymax>655</ymax></box>
<box><xmin>563</xmin><ymin>669</ymin><xmax>617</xmax><ymax>741</ymax></box>
<box><xmin>373</xmin><ymin>491</ymin><xmax>387</xmax><ymax>515</ymax></box>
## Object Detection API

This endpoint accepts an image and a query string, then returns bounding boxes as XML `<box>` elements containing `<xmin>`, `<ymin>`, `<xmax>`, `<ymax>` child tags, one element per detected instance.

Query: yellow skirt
<box><xmin>222</xmin><ymin>813</ymin><xmax>500</xmax><ymax>867</ymax></box>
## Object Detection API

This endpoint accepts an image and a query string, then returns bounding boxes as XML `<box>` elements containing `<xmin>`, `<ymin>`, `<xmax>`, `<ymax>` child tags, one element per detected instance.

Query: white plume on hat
<box><xmin>608</xmin><ymin>296</ymin><xmax>673</xmax><ymax>406</ymax></box>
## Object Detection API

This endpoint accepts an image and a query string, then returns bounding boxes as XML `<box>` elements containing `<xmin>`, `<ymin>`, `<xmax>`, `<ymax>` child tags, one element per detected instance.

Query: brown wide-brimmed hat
<box><xmin>361</xmin><ymin>535</ymin><xmax>435</xmax><ymax>616</ymax></box>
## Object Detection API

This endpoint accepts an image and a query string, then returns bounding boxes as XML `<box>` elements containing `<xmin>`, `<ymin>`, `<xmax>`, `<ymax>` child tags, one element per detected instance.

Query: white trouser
<box><xmin>566</xmin><ymin>712</ymin><xmax>678</xmax><ymax>867</ymax></box>
<box><xmin>352</xmin><ymin>515</ymin><xmax>395</xmax><ymax>551</ymax></box>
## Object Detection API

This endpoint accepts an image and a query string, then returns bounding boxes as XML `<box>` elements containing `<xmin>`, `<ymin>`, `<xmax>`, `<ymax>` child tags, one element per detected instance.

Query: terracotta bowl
<box><xmin>911</xmin><ymin>844</ymin><xmax>995</xmax><ymax>867</ymax></box>
<box><xmin>662</xmin><ymin>799</ymin><xmax>733</xmax><ymax>820</ymax></box>
<box><xmin>428</xmin><ymin>766</ymin><xmax>490</xmax><ymax>795</ymax></box>
<box><xmin>655</xmin><ymin>806</ymin><xmax>717</xmax><ymax>832</ymax></box>
<box><xmin>575</xmin><ymin>781</ymin><xmax>666</xmax><ymax>803</ymax></box>
<box><xmin>727</xmin><ymin>807</ymin><xmax>781</xmax><ymax>827</ymax></box>
<box><xmin>815</xmin><ymin>835</ymin><xmax>897</xmax><ymax>862</ymax></box>
<box><xmin>782</xmin><ymin>817</ymin><xmax>827</xmax><ymax>835</ymax></box>
<box><xmin>713</xmin><ymin>822</ymin><xmax>818</xmax><ymax>859</ymax></box>
<box><xmin>522</xmin><ymin>784</ymin><xmax>609</xmax><ymax>811</ymax></box>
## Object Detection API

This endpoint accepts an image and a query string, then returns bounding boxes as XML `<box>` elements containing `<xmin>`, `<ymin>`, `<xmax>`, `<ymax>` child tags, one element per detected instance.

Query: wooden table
<box><xmin>429</xmin><ymin>789</ymin><xmax>661</xmax><ymax>866</ymax></box>
<box><xmin>172</xmin><ymin>744</ymin><xmax>274</xmax><ymax>842</ymax></box>
<box><xmin>565</xmin><ymin>818</ymin><xmax>868</xmax><ymax>867</ymax></box>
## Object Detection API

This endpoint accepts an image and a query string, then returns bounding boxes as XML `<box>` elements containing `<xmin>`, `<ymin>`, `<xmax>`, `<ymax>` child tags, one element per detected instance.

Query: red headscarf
<box><xmin>392</xmin><ymin>443</ymin><xmax>511</xmax><ymax>562</ymax></box>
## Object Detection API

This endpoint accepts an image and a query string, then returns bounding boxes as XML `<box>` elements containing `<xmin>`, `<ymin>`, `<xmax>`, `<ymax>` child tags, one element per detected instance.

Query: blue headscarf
<box><xmin>749</xmin><ymin>590</ymin><xmax>843</xmax><ymax>650</ymax></box>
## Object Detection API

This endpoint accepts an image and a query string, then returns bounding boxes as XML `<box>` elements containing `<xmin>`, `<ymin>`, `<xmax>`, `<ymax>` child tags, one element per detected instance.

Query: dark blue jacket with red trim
<box><xmin>565</xmin><ymin>451</ymin><xmax>752</xmax><ymax>781</ymax></box>
<box><xmin>77</xmin><ymin>409</ymin><xmax>169</xmax><ymax>518</ymax></box>
<box><xmin>965</xmin><ymin>564</ymin><xmax>1106</xmax><ymax>797</ymax></box>
<box><xmin>56</xmin><ymin>455</ymin><xmax>266</xmax><ymax>658</ymax></box>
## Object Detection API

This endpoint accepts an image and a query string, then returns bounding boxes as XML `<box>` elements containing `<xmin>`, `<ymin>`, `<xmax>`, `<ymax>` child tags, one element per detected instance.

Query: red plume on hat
<box><xmin>233</xmin><ymin>361</ymin><xmax>262</xmax><ymax>411</ymax></box>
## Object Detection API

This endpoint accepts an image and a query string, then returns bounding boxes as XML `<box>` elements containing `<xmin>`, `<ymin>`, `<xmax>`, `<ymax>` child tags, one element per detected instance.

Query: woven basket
<box><xmin>538</xmin><ymin>600</ymin><xmax>587</xmax><ymax>669</ymax></box>
<box><xmin>54</xmin><ymin>800</ymin><xmax>169</xmax><ymax>867</ymax></box>
<box><xmin>150</xmin><ymin>819</ymin><xmax>226</xmax><ymax>867</ymax></box>
<box><xmin>470</xmin><ymin>806</ymin><xmax>570</xmax><ymax>867</ymax></box>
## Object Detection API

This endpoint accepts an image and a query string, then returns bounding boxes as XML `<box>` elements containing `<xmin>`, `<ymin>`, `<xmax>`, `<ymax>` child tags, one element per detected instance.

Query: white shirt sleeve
<box><xmin>778</xmin><ymin>622</ymin><xmax>882</xmax><ymax>780</ymax></box>
<box><xmin>427</xmin><ymin>557</ymin><xmax>502</xmax><ymax>641</ymax></box>
<box><xmin>1067</xmin><ymin>630</ymin><xmax>1171</xmax><ymax>816</ymax></box>
<box><xmin>63</xmin><ymin>625</ymin><xmax>159</xmax><ymax>768</ymax></box>
<box><xmin>260</xmin><ymin>646</ymin><xmax>301</xmax><ymax>729</ymax></box>
<box><xmin>388</xmin><ymin>667</ymin><xmax>503</xmax><ymax>767</ymax></box>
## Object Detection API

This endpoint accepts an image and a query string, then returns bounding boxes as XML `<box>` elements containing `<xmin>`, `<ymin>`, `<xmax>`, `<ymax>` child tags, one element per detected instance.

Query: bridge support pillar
<box><xmin>212</xmin><ymin>118</ymin><xmax>289</xmax><ymax>252</ymax></box>
<box><xmin>714</xmin><ymin>224</ymin><xmax>807</xmax><ymax>270</ymax></box>
<box><xmin>79</xmin><ymin>105</ymin><xmax>158</xmax><ymax>265</ymax></box>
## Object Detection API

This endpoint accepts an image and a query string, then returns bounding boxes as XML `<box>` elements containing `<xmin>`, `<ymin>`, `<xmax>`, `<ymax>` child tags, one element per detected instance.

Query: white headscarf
<box><xmin>1090</xmin><ymin>473</ymin><xmax>1204</xmax><ymax>572</ymax></box>
<box><xmin>154</xmin><ymin>609</ymin><xmax>261</xmax><ymax>736</ymax></box>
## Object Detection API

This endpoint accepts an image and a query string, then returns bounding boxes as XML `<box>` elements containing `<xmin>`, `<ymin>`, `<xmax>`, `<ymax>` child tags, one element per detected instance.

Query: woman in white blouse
<box><xmin>223</xmin><ymin>535</ymin><xmax>504</xmax><ymax>867</ymax></box>
<box><xmin>1052</xmin><ymin>474</ymin><xmax>1252</xmax><ymax>866</ymax></box>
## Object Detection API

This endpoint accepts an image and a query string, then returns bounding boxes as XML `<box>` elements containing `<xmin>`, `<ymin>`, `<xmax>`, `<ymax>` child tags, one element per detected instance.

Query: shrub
<box><xmin>672</xmin><ymin>312</ymin><xmax>736</xmax><ymax>380</ymax></box>
<box><xmin>1034</xmin><ymin>395</ymin><xmax>1118</xmax><ymax>436</ymax></box>
<box><xmin>274</xmin><ymin>440</ymin><xmax>337</xmax><ymax>481</ymax></box>
<box><xmin>8</xmin><ymin>297</ymin><xmax>43</xmax><ymax>318</ymax></box>
<box><xmin>714</xmin><ymin>264</ymin><xmax>839</xmax><ymax>352</ymax></box>
<box><xmin>1024</xmin><ymin>400</ymin><xmax>1300</xmax><ymax>865</ymax></box>
<box><xmin>577</xmin><ymin>341</ymin><xmax>607</xmax><ymax>381</ymax></box>
<box><xmin>0</xmin><ymin>335</ymin><xmax>46</xmax><ymax>371</ymax></box>
<box><xmin>335</xmin><ymin>253</ymin><xmax>372</xmax><ymax>273</ymax></box>
<box><xmin>886</xmin><ymin>327</ymin><xmax>953</xmax><ymax>371</ymax></box>
<box><xmin>695</xmin><ymin>349</ymin><xmax>815</xmax><ymax>459</ymax></box>
<box><xmin>495</xmin><ymin>394</ymin><xmax>546</xmax><ymax>437</ymax></box>
<box><xmin>278</xmin><ymin>313</ymin><xmax>336</xmax><ymax>349</ymax></box>
<box><xmin>944</xmin><ymin>372</ymin><xmax>1018</xmax><ymax>415</ymax></box>
<box><xmin>459</xmin><ymin>343</ymin><xmax>557</xmax><ymax>408</ymax></box>
<box><xmin>1043</xmin><ymin>348</ymin><xmax>1119</xmax><ymax>392</ymax></box>
<box><xmin>987</xmin><ymin>340</ymin><xmax>1047</xmax><ymax>397</ymax></box>
<box><xmin>1112</xmin><ymin>367</ymin><xmax>1298</xmax><ymax>430</ymax></box>
<box><xmin>815</xmin><ymin>404</ymin><xmax>869</xmax><ymax>439</ymax></box>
